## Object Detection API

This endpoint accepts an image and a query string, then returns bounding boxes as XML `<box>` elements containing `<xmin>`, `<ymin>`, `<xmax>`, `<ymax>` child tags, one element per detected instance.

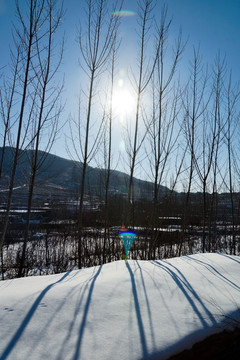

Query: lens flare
<box><xmin>112</xmin><ymin>10</ymin><xmax>135</xmax><ymax>17</ymax></box>
<box><xmin>119</xmin><ymin>228</ymin><xmax>137</xmax><ymax>259</ymax></box>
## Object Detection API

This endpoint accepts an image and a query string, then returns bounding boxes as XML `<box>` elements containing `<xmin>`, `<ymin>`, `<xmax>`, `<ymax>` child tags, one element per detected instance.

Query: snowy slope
<box><xmin>0</xmin><ymin>253</ymin><xmax>240</xmax><ymax>360</ymax></box>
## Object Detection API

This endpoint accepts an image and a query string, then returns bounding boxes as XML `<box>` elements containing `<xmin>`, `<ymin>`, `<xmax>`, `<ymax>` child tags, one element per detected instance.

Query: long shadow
<box><xmin>144</xmin><ymin>264</ymin><xmax>180</xmax><ymax>333</ymax></box>
<box><xmin>219</xmin><ymin>253</ymin><xmax>240</xmax><ymax>265</ymax></box>
<box><xmin>136</xmin><ymin>261</ymin><xmax>156</xmax><ymax>352</ymax></box>
<box><xmin>163</xmin><ymin>260</ymin><xmax>217</xmax><ymax>325</ymax></box>
<box><xmin>55</xmin><ymin>268</ymin><xmax>98</xmax><ymax>360</ymax></box>
<box><xmin>72</xmin><ymin>265</ymin><xmax>102</xmax><ymax>360</ymax></box>
<box><xmin>25</xmin><ymin>270</ymin><xmax>93</xmax><ymax>359</ymax></box>
<box><xmin>152</xmin><ymin>261</ymin><xmax>216</xmax><ymax>329</ymax></box>
<box><xmin>126</xmin><ymin>261</ymin><xmax>148</xmax><ymax>359</ymax></box>
<box><xmin>185</xmin><ymin>255</ymin><xmax>240</xmax><ymax>291</ymax></box>
<box><xmin>0</xmin><ymin>271</ymin><xmax>71</xmax><ymax>360</ymax></box>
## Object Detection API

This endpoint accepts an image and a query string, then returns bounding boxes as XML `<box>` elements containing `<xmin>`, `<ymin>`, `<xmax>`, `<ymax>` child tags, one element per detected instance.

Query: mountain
<box><xmin>0</xmin><ymin>147</ymin><xmax>170</xmax><ymax>200</ymax></box>
<box><xmin>0</xmin><ymin>253</ymin><xmax>239</xmax><ymax>360</ymax></box>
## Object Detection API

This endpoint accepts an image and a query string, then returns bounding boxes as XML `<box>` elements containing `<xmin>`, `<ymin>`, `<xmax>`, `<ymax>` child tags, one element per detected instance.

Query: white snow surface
<box><xmin>0</xmin><ymin>253</ymin><xmax>240</xmax><ymax>360</ymax></box>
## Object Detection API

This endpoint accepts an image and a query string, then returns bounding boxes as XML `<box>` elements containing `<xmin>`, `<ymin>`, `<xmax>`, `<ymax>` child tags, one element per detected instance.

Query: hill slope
<box><xmin>0</xmin><ymin>253</ymin><xmax>240</xmax><ymax>360</ymax></box>
<box><xmin>0</xmin><ymin>147</ymin><xmax>169</xmax><ymax>198</ymax></box>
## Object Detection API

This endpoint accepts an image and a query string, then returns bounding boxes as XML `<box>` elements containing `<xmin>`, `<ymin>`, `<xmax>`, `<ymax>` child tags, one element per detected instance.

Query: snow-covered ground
<box><xmin>0</xmin><ymin>253</ymin><xmax>240</xmax><ymax>360</ymax></box>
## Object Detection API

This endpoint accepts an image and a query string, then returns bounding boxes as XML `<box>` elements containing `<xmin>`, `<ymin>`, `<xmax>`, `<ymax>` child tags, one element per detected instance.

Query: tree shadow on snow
<box><xmin>23</xmin><ymin>269</ymin><xmax>94</xmax><ymax>359</ymax></box>
<box><xmin>184</xmin><ymin>255</ymin><xmax>240</xmax><ymax>292</ymax></box>
<box><xmin>72</xmin><ymin>264</ymin><xmax>102</xmax><ymax>360</ymax></box>
<box><xmin>126</xmin><ymin>259</ymin><xmax>218</xmax><ymax>360</ymax></box>
<box><xmin>219</xmin><ymin>253</ymin><xmax>240</xmax><ymax>265</ymax></box>
<box><xmin>136</xmin><ymin>261</ymin><xmax>157</xmax><ymax>352</ymax></box>
<box><xmin>137</xmin><ymin>257</ymin><xmax>240</xmax><ymax>360</ymax></box>
<box><xmin>126</xmin><ymin>261</ymin><xmax>149</xmax><ymax>359</ymax></box>
<box><xmin>0</xmin><ymin>271</ymin><xmax>71</xmax><ymax>360</ymax></box>
<box><xmin>51</xmin><ymin>267</ymin><xmax>103</xmax><ymax>360</ymax></box>
<box><xmin>152</xmin><ymin>260</ymin><xmax>217</xmax><ymax>328</ymax></box>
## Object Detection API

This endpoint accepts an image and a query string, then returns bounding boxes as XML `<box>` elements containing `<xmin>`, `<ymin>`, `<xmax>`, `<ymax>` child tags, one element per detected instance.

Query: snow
<box><xmin>0</xmin><ymin>253</ymin><xmax>240</xmax><ymax>360</ymax></box>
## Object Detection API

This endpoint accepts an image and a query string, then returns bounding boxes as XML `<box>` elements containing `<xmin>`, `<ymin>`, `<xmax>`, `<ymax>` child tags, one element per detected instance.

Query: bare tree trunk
<box><xmin>207</xmin><ymin>57</ymin><xmax>223</xmax><ymax>252</ymax></box>
<box><xmin>148</xmin><ymin>16</ymin><xmax>183</xmax><ymax>258</ymax></box>
<box><xmin>15</xmin><ymin>0</ymin><xmax>64</xmax><ymax>278</ymax></box>
<box><xmin>179</xmin><ymin>47</ymin><xmax>208</xmax><ymax>256</ymax></box>
<box><xmin>103</xmin><ymin>40</ymin><xmax>117</xmax><ymax>264</ymax></box>
<box><xmin>127</xmin><ymin>0</ymin><xmax>160</xmax><ymax>228</ymax></box>
<box><xmin>225</xmin><ymin>74</ymin><xmax>240</xmax><ymax>255</ymax></box>
<box><xmin>78</xmin><ymin>70</ymin><xmax>95</xmax><ymax>268</ymax></box>
<box><xmin>68</xmin><ymin>0</ymin><xmax>121</xmax><ymax>268</ymax></box>
<box><xmin>194</xmin><ymin>55</ymin><xmax>224</xmax><ymax>253</ymax></box>
<box><xmin>0</xmin><ymin>0</ymin><xmax>43</xmax><ymax>253</ymax></box>
<box><xmin>0</xmin><ymin>50</ymin><xmax>20</xmax><ymax>178</ymax></box>
<box><xmin>1</xmin><ymin>245</ymin><xmax>4</xmax><ymax>280</ymax></box>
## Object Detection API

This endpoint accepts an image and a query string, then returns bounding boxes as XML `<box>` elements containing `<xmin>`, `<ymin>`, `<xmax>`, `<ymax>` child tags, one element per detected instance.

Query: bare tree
<box><xmin>193</xmin><ymin>56</ymin><xmax>226</xmax><ymax>253</ymax></box>
<box><xmin>68</xmin><ymin>0</ymin><xmax>121</xmax><ymax>268</ymax></box>
<box><xmin>17</xmin><ymin>0</ymin><xmax>64</xmax><ymax>278</ymax></box>
<box><xmin>206</xmin><ymin>56</ymin><xmax>226</xmax><ymax>252</ymax></box>
<box><xmin>0</xmin><ymin>0</ymin><xmax>53</xmax><ymax>255</ymax></box>
<box><xmin>0</xmin><ymin>49</ymin><xmax>20</xmax><ymax>178</ymax></box>
<box><xmin>224</xmin><ymin>73</ymin><xmax>240</xmax><ymax>255</ymax></box>
<box><xmin>179</xmin><ymin>47</ymin><xmax>209</xmax><ymax>255</ymax></box>
<box><xmin>101</xmin><ymin>37</ymin><xmax>119</xmax><ymax>263</ymax></box>
<box><xmin>146</xmin><ymin>6</ymin><xmax>184</xmax><ymax>258</ymax></box>
<box><xmin>126</xmin><ymin>0</ymin><xmax>161</xmax><ymax>227</ymax></box>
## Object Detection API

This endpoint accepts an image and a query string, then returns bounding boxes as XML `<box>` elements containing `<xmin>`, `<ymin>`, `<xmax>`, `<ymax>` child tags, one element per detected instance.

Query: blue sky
<box><xmin>1</xmin><ymin>0</ymin><xmax>240</xmax><ymax>183</ymax></box>
<box><xmin>167</xmin><ymin>0</ymin><xmax>240</xmax><ymax>77</ymax></box>
<box><xmin>1</xmin><ymin>0</ymin><xmax>240</xmax><ymax>91</ymax></box>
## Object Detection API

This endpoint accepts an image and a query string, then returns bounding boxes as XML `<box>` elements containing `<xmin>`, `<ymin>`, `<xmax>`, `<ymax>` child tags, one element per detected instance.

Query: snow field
<box><xmin>0</xmin><ymin>253</ymin><xmax>240</xmax><ymax>360</ymax></box>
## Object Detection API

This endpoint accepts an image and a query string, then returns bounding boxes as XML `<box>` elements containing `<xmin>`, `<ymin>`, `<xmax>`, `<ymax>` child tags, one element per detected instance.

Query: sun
<box><xmin>112</xmin><ymin>88</ymin><xmax>135</xmax><ymax>122</ymax></box>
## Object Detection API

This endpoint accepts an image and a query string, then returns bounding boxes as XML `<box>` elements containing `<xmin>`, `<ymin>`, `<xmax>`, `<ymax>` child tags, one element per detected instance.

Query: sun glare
<box><xmin>112</xmin><ymin>88</ymin><xmax>135</xmax><ymax>123</ymax></box>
